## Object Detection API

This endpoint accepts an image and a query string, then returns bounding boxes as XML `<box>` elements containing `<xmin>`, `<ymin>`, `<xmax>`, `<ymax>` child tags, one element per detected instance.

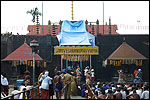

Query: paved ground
<box><xmin>52</xmin><ymin>94</ymin><xmax>86</xmax><ymax>99</ymax></box>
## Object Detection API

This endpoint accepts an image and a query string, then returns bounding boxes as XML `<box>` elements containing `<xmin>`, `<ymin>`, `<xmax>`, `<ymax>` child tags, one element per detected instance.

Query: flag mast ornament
<box><xmin>24</xmin><ymin>38</ymin><xmax>27</xmax><ymax>43</ymax></box>
<box><xmin>71</xmin><ymin>1</ymin><xmax>74</xmax><ymax>20</ymax></box>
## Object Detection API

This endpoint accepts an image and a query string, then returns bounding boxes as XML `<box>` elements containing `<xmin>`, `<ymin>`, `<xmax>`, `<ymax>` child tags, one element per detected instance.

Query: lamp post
<box><xmin>30</xmin><ymin>40</ymin><xmax>39</xmax><ymax>86</ymax></box>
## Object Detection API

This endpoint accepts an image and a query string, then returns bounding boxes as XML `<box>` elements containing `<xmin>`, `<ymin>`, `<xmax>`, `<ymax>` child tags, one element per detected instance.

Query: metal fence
<box><xmin>1</xmin><ymin>85</ymin><xmax>40</xmax><ymax>99</ymax></box>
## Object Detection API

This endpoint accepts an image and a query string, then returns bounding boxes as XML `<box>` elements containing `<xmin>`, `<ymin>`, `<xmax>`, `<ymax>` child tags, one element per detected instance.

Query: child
<box><xmin>54</xmin><ymin>76</ymin><xmax>64</xmax><ymax>99</ymax></box>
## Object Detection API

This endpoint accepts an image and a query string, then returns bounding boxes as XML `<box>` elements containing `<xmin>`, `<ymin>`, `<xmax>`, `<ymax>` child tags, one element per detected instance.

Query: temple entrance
<box><xmin>63</xmin><ymin>60</ymin><xmax>90</xmax><ymax>71</ymax></box>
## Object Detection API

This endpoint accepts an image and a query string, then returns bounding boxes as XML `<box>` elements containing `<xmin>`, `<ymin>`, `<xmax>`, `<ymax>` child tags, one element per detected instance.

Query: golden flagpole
<box><xmin>71</xmin><ymin>1</ymin><xmax>74</xmax><ymax>20</ymax></box>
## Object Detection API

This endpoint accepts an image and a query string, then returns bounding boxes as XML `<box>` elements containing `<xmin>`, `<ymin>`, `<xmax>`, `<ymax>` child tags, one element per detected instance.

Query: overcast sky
<box><xmin>1</xmin><ymin>1</ymin><xmax>149</xmax><ymax>35</ymax></box>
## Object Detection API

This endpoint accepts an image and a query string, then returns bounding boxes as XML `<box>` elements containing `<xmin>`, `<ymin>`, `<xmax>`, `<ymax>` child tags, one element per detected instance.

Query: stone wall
<box><xmin>1</xmin><ymin>34</ymin><xmax>149</xmax><ymax>83</ymax></box>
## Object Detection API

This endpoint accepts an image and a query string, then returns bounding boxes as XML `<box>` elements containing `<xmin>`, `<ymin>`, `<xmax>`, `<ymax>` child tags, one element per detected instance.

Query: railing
<box><xmin>86</xmin><ymin>84</ymin><xmax>97</xmax><ymax>99</ymax></box>
<box><xmin>1</xmin><ymin>85</ymin><xmax>40</xmax><ymax>99</ymax></box>
<box><xmin>2</xmin><ymin>81</ymin><xmax>148</xmax><ymax>99</ymax></box>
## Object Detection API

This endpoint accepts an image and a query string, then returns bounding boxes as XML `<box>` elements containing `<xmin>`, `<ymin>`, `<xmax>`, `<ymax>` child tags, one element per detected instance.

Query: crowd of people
<box><xmin>117</xmin><ymin>68</ymin><xmax>143</xmax><ymax>84</ymax></box>
<box><xmin>37</xmin><ymin>65</ymin><xmax>86</xmax><ymax>99</ymax></box>
<box><xmin>1</xmin><ymin>71</ymin><xmax>32</xmax><ymax>99</ymax></box>
<box><xmin>36</xmin><ymin>66</ymin><xmax>149</xmax><ymax>99</ymax></box>
<box><xmin>90</xmin><ymin>81</ymin><xmax>149</xmax><ymax>99</ymax></box>
<box><xmin>1</xmin><ymin>65</ymin><xmax>149</xmax><ymax>99</ymax></box>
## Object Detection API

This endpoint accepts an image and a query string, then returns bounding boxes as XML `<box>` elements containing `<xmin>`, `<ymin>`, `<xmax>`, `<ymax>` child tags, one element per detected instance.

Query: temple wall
<box><xmin>1</xmin><ymin>34</ymin><xmax>149</xmax><ymax>83</ymax></box>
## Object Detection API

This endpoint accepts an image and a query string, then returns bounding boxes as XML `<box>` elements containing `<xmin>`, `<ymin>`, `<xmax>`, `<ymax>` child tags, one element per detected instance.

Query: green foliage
<box><xmin>26</xmin><ymin>7</ymin><xmax>42</xmax><ymax>23</ymax></box>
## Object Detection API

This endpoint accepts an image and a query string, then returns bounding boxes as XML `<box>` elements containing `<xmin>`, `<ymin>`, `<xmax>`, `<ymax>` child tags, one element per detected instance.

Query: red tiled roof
<box><xmin>30</xmin><ymin>40</ymin><xmax>38</xmax><ymax>43</ymax></box>
<box><xmin>106</xmin><ymin>42</ymin><xmax>147</xmax><ymax>60</ymax></box>
<box><xmin>2</xmin><ymin>43</ymin><xmax>43</xmax><ymax>61</ymax></box>
<box><xmin>26</xmin><ymin>24</ymin><xmax>118</xmax><ymax>36</ymax></box>
<box><xmin>87</xmin><ymin>25</ymin><xmax>118</xmax><ymax>35</ymax></box>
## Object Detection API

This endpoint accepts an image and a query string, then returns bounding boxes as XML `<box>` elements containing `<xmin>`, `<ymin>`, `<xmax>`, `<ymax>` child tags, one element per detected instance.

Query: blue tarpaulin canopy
<box><xmin>56</xmin><ymin>20</ymin><xmax>95</xmax><ymax>47</ymax></box>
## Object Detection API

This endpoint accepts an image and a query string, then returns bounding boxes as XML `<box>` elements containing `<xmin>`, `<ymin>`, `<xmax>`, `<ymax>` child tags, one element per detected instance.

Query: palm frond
<box><xmin>26</xmin><ymin>10</ymin><xmax>29</xmax><ymax>13</ymax></box>
<box><xmin>38</xmin><ymin>12</ymin><xmax>42</xmax><ymax>16</ymax></box>
<box><xmin>26</xmin><ymin>9</ymin><xmax>33</xmax><ymax>14</ymax></box>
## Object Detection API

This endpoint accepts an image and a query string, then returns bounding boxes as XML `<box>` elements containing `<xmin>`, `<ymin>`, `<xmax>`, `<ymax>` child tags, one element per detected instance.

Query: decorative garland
<box><xmin>11</xmin><ymin>60</ymin><xmax>46</xmax><ymax>67</ymax></box>
<box><xmin>105</xmin><ymin>59</ymin><xmax>143</xmax><ymax>66</ymax></box>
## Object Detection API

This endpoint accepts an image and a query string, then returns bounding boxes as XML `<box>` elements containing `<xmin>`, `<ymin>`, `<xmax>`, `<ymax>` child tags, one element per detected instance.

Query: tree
<box><xmin>27</xmin><ymin>7</ymin><xmax>42</xmax><ymax>34</ymax></box>
<box><xmin>27</xmin><ymin>7</ymin><xmax>42</xmax><ymax>23</ymax></box>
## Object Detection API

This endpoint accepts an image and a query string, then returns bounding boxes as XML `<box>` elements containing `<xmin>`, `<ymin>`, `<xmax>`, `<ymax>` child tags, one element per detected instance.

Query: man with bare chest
<box><xmin>86</xmin><ymin>71</ymin><xmax>91</xmax><ymax>85</ymax></box>
<box><xmin>114</xmin><ymin>88</ymin><xmax>122</xmax><ymax>99</ymax></box>
<box><xmin>118</xmin><ymin>70</ymin><xmax>125</xmax><ymax>83</ymax></box>
<box><xmin>128</xmin><ymin>89</ymin><xmax>140</xmax><ymax>99</ymax></box>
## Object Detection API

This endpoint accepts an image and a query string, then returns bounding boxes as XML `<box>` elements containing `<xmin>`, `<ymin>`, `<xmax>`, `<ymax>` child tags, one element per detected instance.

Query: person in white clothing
<box><xmin>120</xmin><ymin>87</ymin><xmax>126</xmax><ymax>99</ymax></box>
<box><xmin>141</xmin><ymin>86</ymin><xmax>149</xmax><ymax>99</ymax></box>
<box><xmin>10</xmin><ymin>86</ymin><xmax>20</xmax><ymax>99</ymax></box>
<box><xmin>1</xmin><ymin>92</ymin><xmax>6</xmax><ymax>98</ymax></box>
<box><xmin>84</xmin><ymin>66</ymin><xmax>89</xmax><ymax>81</ymax></box>
<box><xmin>1</xmin><ymin>73</ymin><xmax>9</xmax><ymax>96</ymax></box>
<box><xmin>136</xmin><ymin>85</ymin><xmax>142</xmax><ymax>98</ymax></box>
<box><xmin>39</xmin><ymin>71</ymin><xmax>53</xmax><ymax>99</ymax></box>
<box><xmin>91</xmin><ymin>69</ymin><xmax>95</xmax><ymax>83</ymax></box>
<box><xmin>1</xmin><ymin>85</ymin><xmax>6</xmax><ymax>98</ymax></box>
<box><xmin>19</xmin><ymin>83</ymin><xmax>26</xmax><ymax>99</ymax></box>
<box><xmin>25</xmin><ymin>85</ymin><xmax>32</xmax><ymax>99</ymax></box>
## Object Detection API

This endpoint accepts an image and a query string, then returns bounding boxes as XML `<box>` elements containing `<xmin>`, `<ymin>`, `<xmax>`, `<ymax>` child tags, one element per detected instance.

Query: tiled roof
<box><xmin>26</xmin><ymin>24</ymin><xmax>119</xmax><ymax>36</ymax></box>
<box><xmin>2</xmin><ymin>43</ymin><xmax>43</xmax><ymax>61</ymax></box>
<box><xmin>87</xmin><ymin>25</ymin><xmax>118</xmax><ymax>35</ymax></box>
<box><xmin>106</xmin><ymin>42</ymin><xmax>147</xmax><ymax>60</ymax></box>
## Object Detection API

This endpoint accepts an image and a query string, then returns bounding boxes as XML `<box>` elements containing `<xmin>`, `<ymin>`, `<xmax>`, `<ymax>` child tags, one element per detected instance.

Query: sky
<box><xmin>1</xmin><ymin>1</ymin><xmax>149</xmax><ymax>35</ymax></box>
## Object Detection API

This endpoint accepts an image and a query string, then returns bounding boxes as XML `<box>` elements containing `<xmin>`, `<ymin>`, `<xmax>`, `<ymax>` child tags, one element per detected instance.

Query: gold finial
<box><xmin>71</xmin><ymin>1</ymin><xmax>74</xmax><ymax>20</ymax></box>
<box><xmin>123</xmin><ymin>37</ymin><xmax>126</xmax><ymax>41</ymax></box>
<box><xmin>24</xmin><ymin>38</ymin><xmax>27</xmax><ymax>43</ymax></box>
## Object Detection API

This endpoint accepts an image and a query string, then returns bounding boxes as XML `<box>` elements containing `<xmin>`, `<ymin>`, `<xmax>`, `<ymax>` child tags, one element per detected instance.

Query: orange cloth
<box><xmin>41</xmin><ymin>88</ymin><xmax>49</xmax><ymax>99</ymax></box>
<box><xmin>134</xmin><ymin>70</ymin><xmax>139</xmax><ymax>78</ymax></box>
